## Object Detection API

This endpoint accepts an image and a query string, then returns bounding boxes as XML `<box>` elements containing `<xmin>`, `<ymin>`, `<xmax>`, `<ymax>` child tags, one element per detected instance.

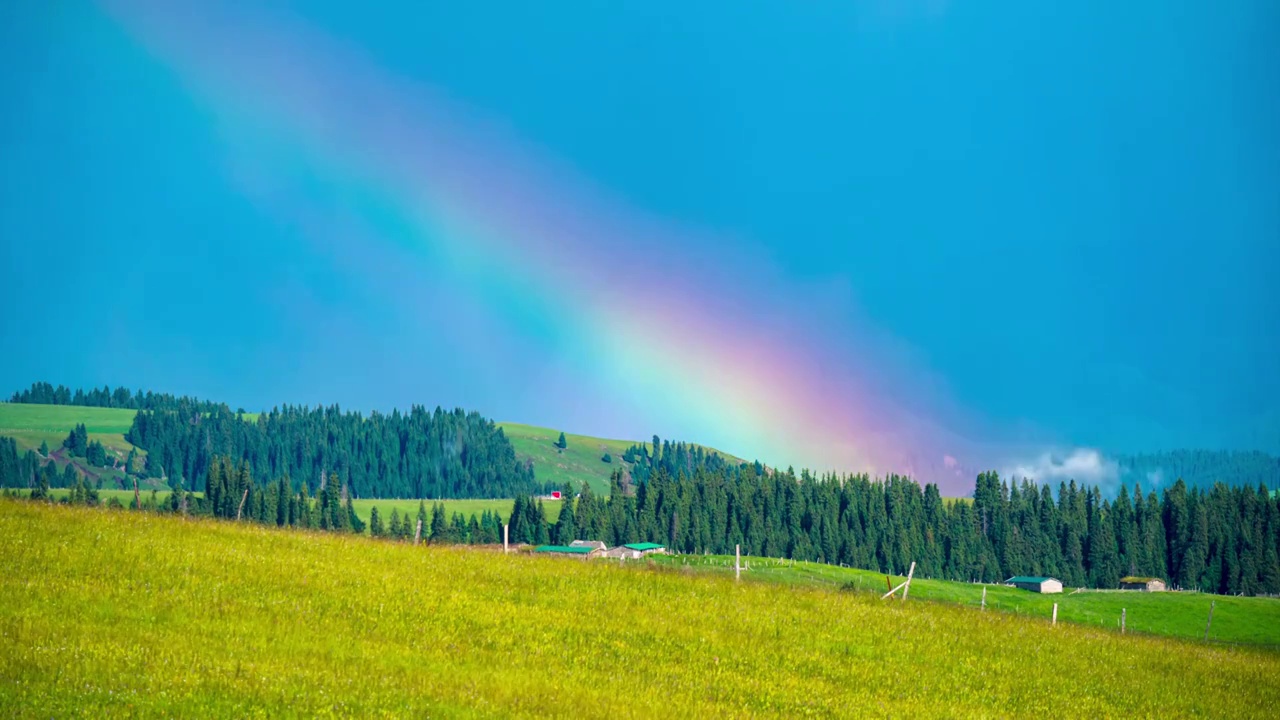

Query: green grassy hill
<box><xmin>0</xmin><ymin>403</ymin><xmax>734</xmax><ymax>495</ymax></box>
<box><xmin>653</xmin><ymin>554</ymin><xmax>1280</xmax><ymax>647</ymax></box>
<box><xmin>497</xmin><ymin>422</ymin><xmax>746</xmax><ymax>495</ymax></box>
<box><xmin>497</xmin><ymin>422</ymin><xmax>639</xmax><ymax>495</ymax></box>
<box><xmin>2</xmin><ymin>500</ymin><xmax>1276</xmax><ymax>717</ymax></box>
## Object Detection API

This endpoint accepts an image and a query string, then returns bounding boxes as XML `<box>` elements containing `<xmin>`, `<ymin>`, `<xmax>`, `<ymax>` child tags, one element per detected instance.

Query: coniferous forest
<box><xmin>3</xmin><ymin>383</ymin><xmax>1279</xmax><ymax>596</ymax></box>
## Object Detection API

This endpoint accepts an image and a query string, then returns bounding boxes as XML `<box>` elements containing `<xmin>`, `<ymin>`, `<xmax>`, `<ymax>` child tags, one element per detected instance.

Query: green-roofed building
<box><xmin>534</xmin><ymin>545</ymin><xmax>601</xmax><ymax>559</ymax></box>
<box><xmin>603</xmin><ymin>542</ymin><xmax>667</xmax><ymax>560</ymax></box>
<box><xmin>1006</xmin><ymin>576</ymin><xmax>1063</xmax><ymax>594</ymax></box>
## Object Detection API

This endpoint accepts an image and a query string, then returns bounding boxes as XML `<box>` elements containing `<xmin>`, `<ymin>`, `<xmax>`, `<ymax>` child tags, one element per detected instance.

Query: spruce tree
<box><xmin>553</xmin><ymin>494</ymin><xmax>578</xmax><ymax>544</ymax></box>
<box><xmin>370</xmin><ymin>506</ymin><xmax>385</xmax><ymax>537</ymax></box>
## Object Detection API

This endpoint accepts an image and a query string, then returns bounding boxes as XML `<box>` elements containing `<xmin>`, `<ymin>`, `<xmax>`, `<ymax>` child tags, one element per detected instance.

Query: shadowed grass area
<box><xmin>2</xmin><ymin>499</ymin><xmax>1277</xmax><ymax>718</ymax></box>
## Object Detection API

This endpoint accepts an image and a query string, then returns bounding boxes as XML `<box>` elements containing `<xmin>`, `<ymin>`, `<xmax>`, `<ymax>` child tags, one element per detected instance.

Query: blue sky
<box><xmin>1</xmin><ymin>1</ymin><xmax>1277</xmax><ymax>481</ymax></box>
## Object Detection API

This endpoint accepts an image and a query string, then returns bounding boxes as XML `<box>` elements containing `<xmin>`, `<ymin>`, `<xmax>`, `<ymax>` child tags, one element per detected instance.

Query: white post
<box><xmin>414</xmin><ymin>519</ymin><xmax>422</xmax><ymax>545</ymax></box>
<box><xmin>735</xmin><ymin>544</ymin><xmax>741</xmax><ymax>581</ymax></box>
<box><xmin>1121</xmin><ymin>608</ymin><xmax>1126</xmax><ymax>634</ymax></box>
<box><xmin>1052</xmin><ymin>603</ymin><xmax>1058</xmax><ymax>626</ymax></box>
<box><xmin>901</xmin><ymin>562</ymin><xmax>916</xmax><ymax>601</ymax></box>
<box><xmin>503</xmin><ymin>524</ymin><xmax>509</xmax><ymax>553</ymax></box>
<box><xmin>981</xmin><ymin>586</ymin><xmax>987</xmax><ymax>611</ymax></box>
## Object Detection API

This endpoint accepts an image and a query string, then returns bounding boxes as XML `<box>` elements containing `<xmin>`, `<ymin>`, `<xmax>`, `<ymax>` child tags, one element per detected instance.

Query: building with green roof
<box><xmin>1005</xmin><ymin>576</ymin><xmax>1063</xmax><ymax>593</ymax></box>
<box><xmin>534</xmin><ymin>545</ymin><xmax>600</xmax><ymax>559</ymax></box>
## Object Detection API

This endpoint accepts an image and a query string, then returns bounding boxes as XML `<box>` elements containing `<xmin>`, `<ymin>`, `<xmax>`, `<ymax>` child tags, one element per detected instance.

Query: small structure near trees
<box><xmin>1006</xmin><ymin>576</ymin><xmax>1063</xmax><ymax>594</ymax></box>
<box><xmin>569</xmin><ymin>540</ymin><xmax>607</xmax><ymax>552</ymax></box>
<box><xmin>1119</xmin><ymin>576</ymin><xmax>1167</xmax><ymax>592</ymax></box>
<box><xmin>534</xmin><ymin>544</ymin><xmax>601</xmax><ymax>559</ymax></box>
<box><xmin>602</xmin><ymin>542</ymin><xmax>666</xmax><ymax>560</ymax></box>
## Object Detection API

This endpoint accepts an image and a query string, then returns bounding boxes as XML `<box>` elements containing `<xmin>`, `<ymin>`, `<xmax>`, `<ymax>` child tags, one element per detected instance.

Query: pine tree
<box><xmin>556</xmin><ymin>432</ymin><xmax>567</xmax><ymax>450</ymax></box>
<box><xmin>370</xmin><ymin>506</ymin><xmax>385</xmax><ymax>537</ymax></box>
<box><xmin>553</xmin><ymin>494</ymin><xmax>578</xmax><ymax>544</ymax></box>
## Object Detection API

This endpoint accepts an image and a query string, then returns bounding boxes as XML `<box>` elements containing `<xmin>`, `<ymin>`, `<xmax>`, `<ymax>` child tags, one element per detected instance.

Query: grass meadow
<box><xmin>652</xmin><ymin>554</ymin><xmax>1280</xmax><ymax>647</ymax></box>
<box><xmin>2</xmin><ymin>499</ymin><xmax>1278</xmax><ymax>718</ymax></box>
<box><xmin>497</xmin><ymin>422</ymin><xmax>638</xmax><ymax>495</ymax></box>
<box><xmin>19</xmin><ymin>489</ymin><xmax>559</xmax><ymax>526</ymax></box>
<box><xmin>0</xmin><ymin>402</ymin><xmax>139</xmax><ymax>455</ymax></box>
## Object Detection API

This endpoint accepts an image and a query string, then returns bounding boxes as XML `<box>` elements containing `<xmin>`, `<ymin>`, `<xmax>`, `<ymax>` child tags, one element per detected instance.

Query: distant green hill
<box><xmin>0</xmin><ymin>403</ymin><xmax>741</xmax><ymax>497</ymax></box>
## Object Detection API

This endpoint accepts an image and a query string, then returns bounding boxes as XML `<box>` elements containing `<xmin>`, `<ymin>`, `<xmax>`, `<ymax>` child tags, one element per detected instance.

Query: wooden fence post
<box><xmin>236</xmin><ymin>487</ymin><xmax>249</xmax><ymax>521</ymax></box>
<box><xmin>1052</xmin><ymin>603</ymin><xmax>1058</xmax><ymax>626</ymax></box>
<box><xmin>901</xmin><ymin>562</ymin><xmax>916</xmax><ymax>601</ymax></box>
<box><xmin>735</xmin><ymin>544</ymin><xmax>741</xmax><ymax>582</ymax></box>
<box><xmin>1121</xmin><ymin>608</ymin><xmax>1126</xmax><ymax>634</ymax></box>
<box><xmin>414</xmin><ymin>519</ymin><xmax>422</xmax><ymax>545</ymax></box>
<box><xmin>503</xmin><ymin>524</ymin><xmax>509</xmax><ymax>553</ymax></box>
<box><xmin>133</xmin><ymin>477</ymin><xmax>140</xmax><ymax>511</ymax></box>
<box><xmin>1204</xmin><ymin>600</ymin><xmax>1215</xmax><ymax>642</ymax></box>
<box><xmin>981</xmin><ymin>586</ymin><xmax>987</xmax><ymax>611</ymax></box>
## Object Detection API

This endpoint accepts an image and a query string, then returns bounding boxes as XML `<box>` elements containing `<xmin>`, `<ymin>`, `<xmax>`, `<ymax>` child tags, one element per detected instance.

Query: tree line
<box><xmin>5</xmin><ymin>434</ymin><xmax>1278</xmax><ymax>596</ymax></box>
<box><xmin>9</xmin><ymin>381</ymin><xmax>225</xmax><ymax>413</ymax></box>
<box><xmin>1115</xmin><ymin>450</ymin><xmax>1280</xmax><ymax>493</ymax></box>
<box><xmin>512</xmin><ymin>439</ymin><xmax>1279</xmax><ymax>596</ymax></box>
<box><xmin>124</xmin><ymin>402</ymin><xmax>546</xmax><ymax>499</ymax></box>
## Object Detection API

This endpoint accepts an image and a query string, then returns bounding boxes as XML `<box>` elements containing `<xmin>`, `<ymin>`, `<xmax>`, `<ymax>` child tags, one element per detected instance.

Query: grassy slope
<box><xmin>2</xmin><ymin>500</ymin><xmax>1277</xmax><ymax>718</ymax></box>
<box><xmin>497</xmin><ymin>423</ymin><xmax>637</xmax><ymax>495</ymax></box>
<box><xmin>653</xmin><ymin>554</ymin><xmax>1280</xmax><ymax>646</ymax></box>
<box><xmin>497</xmin><ymin>422</ymin><xmax>746</xmax><ymax>496</ymax></box>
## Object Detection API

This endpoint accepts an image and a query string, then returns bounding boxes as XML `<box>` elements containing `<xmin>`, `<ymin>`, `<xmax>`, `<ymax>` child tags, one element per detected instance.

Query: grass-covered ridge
<box><xmin>2</xmin><ymin>500</ymin><xmax>1277</xmax><ymax>718</ymax></box>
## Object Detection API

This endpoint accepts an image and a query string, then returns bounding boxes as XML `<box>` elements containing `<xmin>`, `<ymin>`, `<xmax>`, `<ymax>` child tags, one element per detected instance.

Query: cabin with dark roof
<box><xmin>1006</xmin><ymin>576</ymin><xmax>1063</xmax><ymax>594</ymax></box>
<box><xmin>1119</xmin><ymin>576</ymin><xmax>1167</xmax><ymax>592</ymax></box>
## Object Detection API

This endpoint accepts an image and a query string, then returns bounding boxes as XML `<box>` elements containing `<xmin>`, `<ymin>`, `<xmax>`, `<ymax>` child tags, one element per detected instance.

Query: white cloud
<box><xmin>1003</xmin><ymin>448</ymin><xmax>1119</xmax><ymax>486</ymax></box>
<box><xmin>1145</xmin><ymin>469</ymin><xmax>1165</xmax><ymax>487</ymax></box>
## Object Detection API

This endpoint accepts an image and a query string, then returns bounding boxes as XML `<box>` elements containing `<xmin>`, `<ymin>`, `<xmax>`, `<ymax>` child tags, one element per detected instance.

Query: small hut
<box><xmin>1006</xmin><ymin>576</ymin><xmax>1063</xmax><ymax>594</ymax></box>
<box><xmin>569</xmin><ymin>540</ymin><xmax>607</xmax><ymax>552</ymax></box>
<box><xmin>1119</xmin><ymin>576</ymin><xmax>1167</xmax><ymax>592</ymax></box>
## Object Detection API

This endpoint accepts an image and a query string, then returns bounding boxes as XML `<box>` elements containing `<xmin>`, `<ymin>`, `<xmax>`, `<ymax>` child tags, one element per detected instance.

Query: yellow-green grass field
<box><xmin>351</xmin><ymin>496</ymin><xmax>561</xmax><ymax>526</ymax></box>
<box><xmin>16</xmin><ymin>489</ymin><xmax>559</xmax><ymax>527</ymax></box>
<box><xmin>654</xmin><ymin>554</ymin><xmax>1280</xmax><ymax>647</ymax></box>
<box><xmin>1</xmin><ymin>500</ymin><xmax>1277</xmax><ymax>718</ymax></box>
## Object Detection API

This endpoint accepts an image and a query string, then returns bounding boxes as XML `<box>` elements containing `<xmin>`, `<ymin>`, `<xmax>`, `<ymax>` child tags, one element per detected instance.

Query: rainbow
<box><xmin>98</xmin><ymin>0</ymin><xmax>967</xmax><ymax>479</ymax></box>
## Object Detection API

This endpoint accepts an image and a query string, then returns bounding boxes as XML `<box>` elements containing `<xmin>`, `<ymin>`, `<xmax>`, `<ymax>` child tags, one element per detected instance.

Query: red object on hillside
<box><xmin>551</xmin><ymin>491</ymin><xmax>562</xmax><ymax>499</ymax></box>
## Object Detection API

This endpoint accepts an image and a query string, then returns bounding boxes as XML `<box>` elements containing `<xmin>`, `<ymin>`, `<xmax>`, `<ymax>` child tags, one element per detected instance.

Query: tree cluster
<box><xmin>507</xmin><ymin>441</ymin><xmax>1280</xmax><ymax>596</ymax></box>
<box><xmin>9</xmin><ymin>381</ymin><xmax>223</xmax><ymax>413</ymax></box>
<box><xmin>126</xmin><ymin>403</ymin><xmax>545</xmax><ymax>499</ymax></box>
